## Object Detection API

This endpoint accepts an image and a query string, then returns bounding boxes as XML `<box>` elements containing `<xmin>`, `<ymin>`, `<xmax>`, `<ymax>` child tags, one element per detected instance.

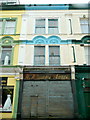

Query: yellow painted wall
<box><xmin>0</xmin><ymin>10</ymin><xmax>25</xmax><ymax>40</ymax></box>
<box><xmin>13</xmin><ymin>45</ymin><xmax>19</xmax><ymax>65</ymax></box>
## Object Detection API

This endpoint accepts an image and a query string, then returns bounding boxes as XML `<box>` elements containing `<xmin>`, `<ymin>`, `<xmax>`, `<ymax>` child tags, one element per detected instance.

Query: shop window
<box><xmin>80</xmin><ymin>18</ymin><xmax>88</xmax><ymax>34</ymax></box>
<box><xmin>35</xmin><ymin>19</ymin><xmax>45</xmax><ymax>34</ymax></box>
<box><xmin>34</xmin><ymin>46</ymin><xmax>45</xmax><ymax>66</ymax></box>
<box><xmin>49</xmin><ymin>46</ymin><xmax>60</xmax><ymax>66</ymax></box>
<box><xmin>1</xmin><ymin>46</ymin><xmax>12</xmax><ymax>65</ymax></box>
<box><xmin>48</xmin><ymin>19</ymin><xmax>58</xmax><ymax>34</ymax></box>
<box><xmin>0</xmin><ymin>77</ymin><xmax>14</xmax><ymax>112</ymax></box>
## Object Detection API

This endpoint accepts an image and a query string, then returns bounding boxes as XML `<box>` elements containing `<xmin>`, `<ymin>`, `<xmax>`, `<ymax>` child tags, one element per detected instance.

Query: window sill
<box><xmin>0</xmin><ymin>111</ymin><xmax>12</xmax><ymax>113</ymax></box>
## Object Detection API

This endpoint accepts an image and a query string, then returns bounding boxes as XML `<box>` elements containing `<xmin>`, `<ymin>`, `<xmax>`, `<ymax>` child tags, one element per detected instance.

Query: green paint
<box><xmin>12</xmin><ymin>80</ymin><xmax>20</xmax><ymax>119</ymax></box>
<box><xmin>75</xmin><ymin>66</ymin><xmax>90</xmax><ymax>118</ymax></box>
<box><xmin>0</xmin><ymin>65</ymin><xmax>22</xmax><ymax>68</ymax></box>
<box><xmin>81</xmin><ymin>36</ymin><xmax>90</xmax><ymax>44</ymax></box>
<box><xmin>75</xmin><ymin>76</ymin><xmax>86</xmax><ymax>118</ymax></box>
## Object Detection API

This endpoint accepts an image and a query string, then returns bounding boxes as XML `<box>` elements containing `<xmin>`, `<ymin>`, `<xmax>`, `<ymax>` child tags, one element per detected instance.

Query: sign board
<box><xmin>0</xmin><ymin>77</ymin><xmax>7</xmax><ymax>86</ymax></box>
<box><xmin>24</xmin><ymin>73</ymin><xmax>71</xmax><ymax>80</ymax></box>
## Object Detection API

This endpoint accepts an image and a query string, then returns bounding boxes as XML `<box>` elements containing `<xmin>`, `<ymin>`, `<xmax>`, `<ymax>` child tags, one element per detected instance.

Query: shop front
<box><xmin>0</xmin><ymin>66</ymin><xmax>23</xmax><ymax>119</ymax></box>
<box><xmin>18</xmin><ymin>66</ymin><xmax>75</xmax><ymax>118</ymax></box>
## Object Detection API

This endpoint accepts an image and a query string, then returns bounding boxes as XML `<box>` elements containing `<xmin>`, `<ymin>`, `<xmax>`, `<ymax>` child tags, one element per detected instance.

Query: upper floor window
<box><xmin>35</xmin><ymin>19</ymin><xmax>45</xmax><ymax>34</ymax></box>
<box><xmin>48</xmin><ymin>19</ymin><xmax>58</xmax><ymax>34</ymax></box>
<box><xmin>84</xmin><ymin>46</ymin><xmax>90</xmax><ymax>65</ymax></box>
<box><xmin>49</xmin><ymin>46</ymin><xmax>60</xmax><ymax>66</ymax></box>
<box><xmin>0</xmin><ymin>18</ymin><xmax>16</xmax><ymax>35</ymax></box>
<box><xmin>80</xmin><ymin>18</ymin><xmax>88</xmax><ymax>34</ymax></box>
<box><xmin>35</xmin><ymin>18</ymin><xmax>59</xmax><ymax>34</ymax></box>
<box><xmin>34</xmin><ymin>46</ymin><xmax>45</xmax><ymax>66</ymax></box>
<box><xmin>4</xmin><ymin>20</ymin><xmax>16</xmax><ymax>34</ymax></box>
<box><xmin>1</xmin><ymin>46</ymin><xmax>12</xmax><ymax>65</ymax></box>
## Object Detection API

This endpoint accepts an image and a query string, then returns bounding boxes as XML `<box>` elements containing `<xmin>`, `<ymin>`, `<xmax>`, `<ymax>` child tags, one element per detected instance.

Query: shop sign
<box><xmin>24</xmin><ymin>73</ymin><xmax>71</xmax><ymax>80</ymax></box>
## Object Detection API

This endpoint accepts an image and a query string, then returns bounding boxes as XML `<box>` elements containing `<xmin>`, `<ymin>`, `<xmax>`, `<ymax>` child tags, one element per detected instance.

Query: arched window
<box><xmin>0</xmin><ymin>36</ymin><xmax>13</xmax><ymax>65</ymax></box>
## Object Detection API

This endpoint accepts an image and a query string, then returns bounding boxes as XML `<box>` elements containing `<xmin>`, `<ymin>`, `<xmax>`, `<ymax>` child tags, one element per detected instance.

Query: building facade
<box><xmin>0</xmin><ymin>4</ymin><xmax>24</xmax><ymax>119</ymax></box>
<box><xmin>0</xmin><ymin>4</ymin><xmax>90</xmax><ymax>119</ymax></box>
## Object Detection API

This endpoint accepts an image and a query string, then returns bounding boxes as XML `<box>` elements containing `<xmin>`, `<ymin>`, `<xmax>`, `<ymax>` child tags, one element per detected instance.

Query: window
<box><xmin>80</xmin><ymin>18</ymin><xmax>88</xmax><ymax>33</ymax></box>
<box><xmin>84</xmin><ymin>46</ymin><xmax>90</xmax><ymax>65</ymax></box>
<box><xmin>0</xmin><ymin>77</ymin><xmax>14</xmax><ymax>113</ymax></box>
<box><xmin>35</xmin><ymin>19</ymin><xmax>45</xmax><ymax>34</ymax></box>
<box><xmin>35</xmin><ymin>18</ymin><xmax>59</xmax><ymax>34</ymax></box>
<box><xmin>1</xmin><ymin>46</ymin><xmax>12</xmax><ymax>65</ymax></box>
<box><xmin>0</xmin><ymin>18</ymin><xmax>16</xmax><ymax>35</ymax></box>
<box><xmin>48</xmin><ymin>19</ymin><xmax>58</xmax><ymax>34</ymax></box>
<box><xmin>34</xmin><ymin>46</ymin><xmax>45</xmax><ymax>66</ymax></box>
<box><xmin>4</xmin><ymin>20</ymin><xmax>16</xmax><ymax>34</ymax></box>
<box><xmin>49</xmin><ymin>46</ymin><xmax>60</xmax><ymax>66</ymax></box>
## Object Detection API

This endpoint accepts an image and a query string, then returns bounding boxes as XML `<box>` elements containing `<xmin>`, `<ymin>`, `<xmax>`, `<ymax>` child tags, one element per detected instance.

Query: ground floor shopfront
<box><xmin>0</xmin><ymin>66</ymin><xmax>23</xmax><ymax>119</ymax></box>
<box><xmin>18</xmin><ymin>66</ymin><xmax>75</xmax><ymax>118</ymax></box>
<box><xmin>0</xmin><ymin>66</ymin><xmax>90</xmax><ymax>119</ymax></box>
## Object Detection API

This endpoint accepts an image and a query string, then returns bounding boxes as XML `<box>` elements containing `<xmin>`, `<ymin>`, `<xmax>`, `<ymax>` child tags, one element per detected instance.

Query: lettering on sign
<box><xmin>0</xmin><ymin>77</ymin><xmax>7</xmax><ymax>86</ymax></box>
<box><xmin>24</xmin><ymin>73</ymin><xmax>70</xmax><ymax>80</ymax></box>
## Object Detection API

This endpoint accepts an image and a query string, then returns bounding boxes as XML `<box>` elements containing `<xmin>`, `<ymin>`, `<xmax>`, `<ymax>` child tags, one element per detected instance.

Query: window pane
<box><xmin>48</xmin><ymin>28</ymin><xmax>58</xmax><ymax>34</ymax></box>
<box><xmin>1</xmin><ymin>47</ymin><xmax>12</xmax><ymax>65</ymax></box>
<box><xmin>81</xmin><ymin>25</ymin><xmax>88</xmax><ymax>33</ymax></box>
<box><xmin>49</xmin><ymin>46</ymin><xmax>59</xmax><ymax>55</ymax></box>
<box><xmin>48</xmin><ymin>19</ymin><xmax>58</xmax><ymax>27</ymax></box>
<box><xmin>80</xmin><ymin>19</ymin><xmax>88</xmax><ymax>24</ymax></box>
<box><xmin>5</xmin><ymin>20</ymin><xmax>16</xmax><ymax>27</ymax></box>
<box><xmin>36</xmin><ymin>19</ymin><xmax>45</xmax><ymax>27</ymax></box>
<box><xmin>35</xmin><ymin>19</ymin><xmax>45</xmax><ymax>34</ymax></box>
<box><xmin>34</xmin><ymin>46</ymin><xmax>45</xmax><ymax>66</ymax></box>
<box><xmin>49</xmin><ymin>57</ymin><xmax>60</xmax><ymax>66</ymax></box>
<box><xmin>34</xmin><ymin>56</ymin><xmax>45</xmax><ymax>65</ymax></box>
<box><xmin>35</xmin><ymin>28</ymin><xmax>45</xmax><ymax>34</ymax></box>
<box><xmin>49</xmin><ymin>46</ymin><xmax>60</xmax><ymax>66</ymax></box>
<box><xmin>4</xmin><ymin>28</ymin><xmax>15</xmax><ymax>34</ymax></box>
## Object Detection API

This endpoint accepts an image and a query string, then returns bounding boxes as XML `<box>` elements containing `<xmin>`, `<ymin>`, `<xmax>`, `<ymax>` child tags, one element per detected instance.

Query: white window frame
<box><xmin>34</xmin><ymin>18</ymin><xmax>46</xmax><ymax>34</ymax></box>
<box><xmin>49</xmin><ymin>46</ymin><xmax>60</xmax><ymax>66</ymax></box>
<box><xmin>34</xmin><ymin>46</ymin><xmax>45</xmax><ymax>66</ymax></box>
<box><xmin>48</xmin><ymin>18</ymin><xmax>59</xmax><ymax>34</ymax></box>
<box><xmin>34</xmin><ymin>17</ymin><xmax>59</xmax><ymax>34</ymax></box>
